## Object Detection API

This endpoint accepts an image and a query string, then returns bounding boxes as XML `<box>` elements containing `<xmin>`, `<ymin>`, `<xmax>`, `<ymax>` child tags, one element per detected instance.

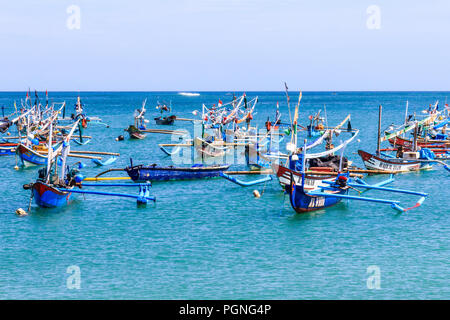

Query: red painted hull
<box><xmin>388</xmin><ymin>136</ymin><xmax>450</xmax><ymax>151</ymax></box>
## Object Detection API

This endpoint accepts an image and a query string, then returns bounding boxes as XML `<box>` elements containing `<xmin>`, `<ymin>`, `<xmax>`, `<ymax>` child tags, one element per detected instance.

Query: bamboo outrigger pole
<box><xmin>68</xmin><ymin>150</ymin><xmax>120</xmax><ymax>156</ymax></box>
<box><xmin>376</xmin><ymin>105</ymin><xmax>382</xmax><ymax>156</ymax></box>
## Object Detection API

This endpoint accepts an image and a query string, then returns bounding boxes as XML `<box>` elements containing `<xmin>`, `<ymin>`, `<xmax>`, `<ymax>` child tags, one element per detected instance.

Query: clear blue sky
<box><xmin>1</xmin><ymin>0</ymin><xmax>449</xmax><ymax>91</ymax></box>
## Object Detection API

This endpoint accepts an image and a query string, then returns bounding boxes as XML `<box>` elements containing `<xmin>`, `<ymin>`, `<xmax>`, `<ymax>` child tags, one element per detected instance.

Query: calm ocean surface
<box><xmin>0</xmin><ymin>91</ymin><xmax>448</xmax><ymax>299</ymax></box>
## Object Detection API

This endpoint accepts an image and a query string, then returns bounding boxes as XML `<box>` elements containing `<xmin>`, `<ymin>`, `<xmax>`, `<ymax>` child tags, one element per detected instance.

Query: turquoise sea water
<box><xmin>0</xmin><ymin>91</ymin><xmax>448</xmax><ymax>299</ymax></box>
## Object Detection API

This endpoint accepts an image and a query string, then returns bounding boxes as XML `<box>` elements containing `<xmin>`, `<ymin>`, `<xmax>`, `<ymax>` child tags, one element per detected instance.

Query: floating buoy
<box><xmin>7</xmin><ymin>132</ymin><xmax>11</xmax><ymax>136</ymax></box>
<box><xmin>14</xmin><ymin>165</ymin><xmax>19</xmax><ymax>170</ymax></box>
<box><xmin>15</xmin><ymin>208</ymin><xmax>27</xmax><ymax>216</ymax></box>
<box><xmin>253</xmin><ymin>190</ymin><xmax>261</xmax><ymax>198</ymax></box>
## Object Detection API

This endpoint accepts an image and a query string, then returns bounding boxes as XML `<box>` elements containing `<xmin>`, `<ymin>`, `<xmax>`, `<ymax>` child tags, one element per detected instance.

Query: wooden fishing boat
<box><xmin>155</xmin><ymin>101</ymin><xmax>175</xmax><ymax>125</ymax></box>
<box><xmin>306</xmin><ymin>110</ymin><xmax>325</xmax><ymax>137</ymax></box>
<box><xmin>287</xmin><ymin>150</ymin><xmax>428</xmax><ymax>213</ymax></box>
<box><xmin>31</xmin><ymin>180</ymin><xmax>73</xmax><ymax>207</ymax></box>
<box><xmin>125</xmin><ymin>99</ymin><xmax>148</xmax><ymax>139</ymax></box>
<box><xmin>125</xmin><ymin>125</ymin><xmax>147</xmax><ymax>139</ymax></box>
<box><xmin>24</xmin><ymin>121</ymin><xmax>155</xmax><ymax>209</ymax></box>
<box><xmin>359</xmin><ymin>105</ymin><xmax>439</xmax><ymax>173</ymax></box>
<box><xmin>289</xmin><ymin>172</ymin><xmax>428</xmax><ymax>213</ymax></box>
<box><xmin>16</xmin><ymin>143</ymin><xmax>49</xmax><ymax>166</ymax></box>
<box><xmin>154</xmin><ymin>115</ymin><xmax>176</xmax><ymax>125</ymax></box>
<box><xmin>272</xmin><ymin>163</ymin><xmax>337</xmax><ymax>191</ymax></box>
<box><xmin>27</xmin><ymin>174</ymin><xmax>155</xmax><ymax>208</ymax></box>
<box><xmin>0</xmin><ymin>142</ymin><xmax>17</xmax><ymax>156</ymax></box>
<box><xmin>387</xmin><ymin>135</ymin><xmax>450</xmax><ymax>150</ymax></box>
<box><xmin>124</xmin><ymin>163</ymin><xmax>231</xmax><ymax>182</ymax></box>
<box><xmin>289</xmin><ymin>174</ymin><xmax>346</xmax><ymax>212</ymax></box>
<box><xmin>358</xmin><ymin>150</ymin><xmax>432</xmax><ymax>172</ymax></box>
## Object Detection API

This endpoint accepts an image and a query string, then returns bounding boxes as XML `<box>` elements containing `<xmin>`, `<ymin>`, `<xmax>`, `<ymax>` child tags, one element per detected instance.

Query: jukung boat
<box><xmin>382</xmin><ymin>101</ymin><xmax>447</xmax><ymax>150</ymax></box>
<box><xmin>0</xmin><ymin>142</ymin><xmax>17</xmax><ymax>156</ymax></box>
<box><xmin>16</xmin><ymin>143</ymin><xmax>51</xmax><ymax>166</ymax></box>
<box><xmin>357</xmin><ymin>150</ymin><xmax>432</xmax><ymax>172</ymax></box>
<box><xmin>157</xmin><ymin>94</ymin><xmax>260</xmax><ymax>158</ymax></box>
<box><xmin>154</xmin><ymin>101</ymin><xmax>176</xmax><ymax>125</ymax></box>
<box><xmin>272</xmin><ymin>157</ymin><xmax>347</xmax><ymax>191</ymax></box>
<box><xmin>125</xmin><ymin>125</ymin><xmax>147</xmax><ymax>140</ymax></box>
<box><xmin>154</xmin><ymin>115</ymin><xmax>176</xmax><ymax>125</ymax></box>
<box><xmin>306</xmin><ymin>110</ymin><xmax>325</xmax><ymax>137</ymax></box>
<box><xmin>287</xmin><ymin>141</ymin><xmax>428</xmax><ymax>213</ymax></box>
<box><xmin>358</xmin><ymin>105</ymin><xmax>440</xmax><ymax>173</ymax></box>
<box><xmin>125</xmin><ymin>99</ymin><xmax>148</xmax><ymax>139</ymax></box>
<box><xmin>387</xmin><ymin>135</ymin><xmax>450</xmax><ymax>152</ymax></box>
<box><xmin>271</xmin><ymin>112</ymin><xmax>357</xmax><ymax>188</ymax></box>
<box><xmin>125</xmin><ymin>161</ymin><xmax>231</xmax><ymax>182</ymax></box>
<box><xmin>24</xmin><ymin>122</ymin><xmax>155</xmax><ymax>209</ymax></box>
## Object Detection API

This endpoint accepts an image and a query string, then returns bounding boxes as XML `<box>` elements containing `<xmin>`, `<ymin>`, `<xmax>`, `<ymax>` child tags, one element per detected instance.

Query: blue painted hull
<box><xmin>0</xmin><ymin>144</ymin><xmax>16</xmax><ymax>156</ymax></box>
<box><xmin>289</xmin><ymin>183</ymin><xmax>345</xmax><ymax>213</ymax></box>
<box><xmin>17</xmin><ymin>144</ymin><xmax>47</xmax><ymax>166</ymax></box>
<box><xmin>32</xmin><ymin>181</ymin><xmax>73</xmax><ymax>208</ymax></box>
<box><xmin>125</xmin><ymin>164</ymin><xmax>230</xmax><ymax>182</ymax></box>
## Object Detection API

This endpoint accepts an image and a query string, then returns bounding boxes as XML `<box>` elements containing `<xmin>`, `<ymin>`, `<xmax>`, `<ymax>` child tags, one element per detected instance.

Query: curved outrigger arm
<box><xmin>307</xmin><ymin>177</ymin><xmax>428</xmax><ymax>213</ymax></box>
<box><xmin>220</xmin><ymin>172</ymin><xmax>272</xmax><ymax>187</ymax></box>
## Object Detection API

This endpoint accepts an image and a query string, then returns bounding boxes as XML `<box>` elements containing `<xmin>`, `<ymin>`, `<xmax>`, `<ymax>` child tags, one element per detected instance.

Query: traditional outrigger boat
<box><xmin>154</xmin><ymin>101</ymin><xmax>176</xmax><ymax>125</ymax></box>
<box><xmin>23</xmin><ymin>121</ymin><xmax>154</xmax><ymax>209</ymax></box>
<box><xmin>125</xmin><ymin>99</ymin><xmax>148</xmax><ymax>139</ymax></box>
<box><xmin>125</xmin><ymin>125</ymin><xmax>147</xmax><ymax>140</ymax></box>
<box><xmin>288</xmin><ymin>171</ymin><xmax>427</xmax><ymax>213</ymax></box>
<box><xmin>16</xmin><ymin>107</ymin><xmax>118</xmax><ymax>167</ymax></box>
<box><xmin>306</xmin><ymin>110</ymin><xmax>325</xmax><ymax>137</ymax></box>
<box><xmin>0</xmin><ymin>142</ymin><xmax>17</xmax><ymax>156</ymax></box>
<box><xmin>157</xmin><ymin>94</ymin><xmax>261</xmax><ymax>160</ymax></box>
<box><xmin>358</xmin><ymin>105</ymin><xmax>449</xmax><ymax>173</ymax></box>
<box><xmin>155</xmin><ymin>115</ymin><xmax>176</xmax><ymax>125</ymax></box>
<box><xmin>94</xmin><ymin>160</ymin><xmax>231</xmax><ymax>182</ymax></box>
<box><xmin>124</xmin><ymin>162</ymin><xmax>231</xmax><ymax>182</ymax></box>
<box><xmin>287</xmin><ymin>140</ymin><xmax>428</xmax><ymax>213</ymax></box>
<box><xmin>16</xmin><ymin>143</ymin><xmax>52</xmax><ymax>167</ymax></box>
<box><xmin>383</xmin><ymin>101</ymin><xmax>449</xmax><ymax>150</ymax></box>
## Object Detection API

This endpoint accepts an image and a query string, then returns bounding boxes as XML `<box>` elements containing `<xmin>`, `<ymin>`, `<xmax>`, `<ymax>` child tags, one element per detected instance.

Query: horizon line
<box><xmin>0</xmin><ymin>90</ymin><xmax>449</xmax><ymax>93</ymax></box>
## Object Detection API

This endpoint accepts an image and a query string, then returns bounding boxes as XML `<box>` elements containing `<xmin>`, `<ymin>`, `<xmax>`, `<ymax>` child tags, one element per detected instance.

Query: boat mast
<box><xmin>376</xmin><ymin>105</ymin><xmax>382</xmax><ymax>156</ymax></box>
<box><xmin>45</xmin><ymin>115</ymin><xmax>54</xmax><ymax>183</ymax></box>
<box><xmin>403</xmin><ymin>100</ymin><xmax>409</xmax><ymax>138</ymax></box>
<box><xmin>293</xmin><ymin>92</ymin><xmax>302</xmax><ymax>148</ymax></box>
<box><xmin>413</xmin><ymin>123</ymin><xmax>418</xmax><ymax>152</ymax></box>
